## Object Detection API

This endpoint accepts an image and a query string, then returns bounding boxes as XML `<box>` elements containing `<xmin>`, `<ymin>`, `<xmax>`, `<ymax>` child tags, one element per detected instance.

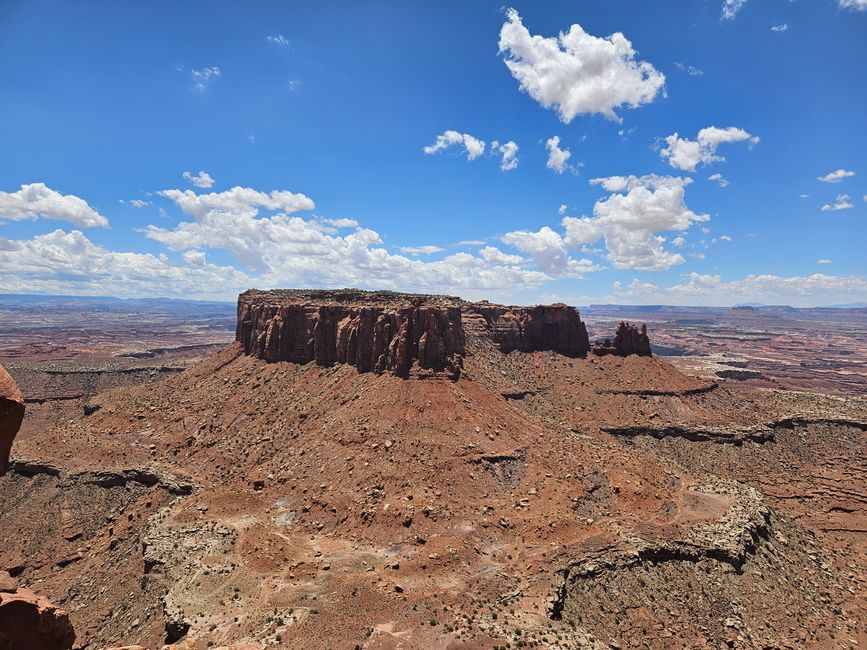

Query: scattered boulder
<box><xmin>0</xmin><ymin>363</ymin><xmax>25</xmax><ymax>476</ymax></box>
<box><xmin>0</xmin><ymin>585</ymin><xmax>75</xmax><ymax>650</ymax></box>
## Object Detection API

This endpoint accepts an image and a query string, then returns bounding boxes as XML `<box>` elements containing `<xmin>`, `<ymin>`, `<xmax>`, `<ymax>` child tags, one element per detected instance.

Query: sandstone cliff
<box><xmin>0</xmin><ymin>363</ymin><xmax>25</xmax><ymax>476</ymax></box>
<box><xmin>237</xmin><ymin>290</ymin><xmax>465</xmax><ymax>378</ymax></box>
<box><xmin>236</xmin><ymin>290</ymin><xmax>648</xmax><ymax>377</ymax></box>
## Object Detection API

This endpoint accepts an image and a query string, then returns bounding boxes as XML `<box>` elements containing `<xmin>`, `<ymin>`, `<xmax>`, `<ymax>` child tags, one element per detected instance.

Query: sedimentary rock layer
<box><xmin>0</xmin><ymin>363</ymin><xmax>25</xmax><ymax>476</ymax></box>
<box><xmin>236</xmin><ymin>290</ymin><xmax>640</xmax><ymax>377</ymax></box>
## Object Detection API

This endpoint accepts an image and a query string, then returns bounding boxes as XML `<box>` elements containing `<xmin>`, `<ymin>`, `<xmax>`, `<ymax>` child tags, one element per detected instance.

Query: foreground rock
<box><xmin>0</xmin><ymin>363</ymin><xmax>25</xmax><ymax>476</ymax></box>
<box><xmin>0</xmin><ymin>572</ymin><xmax>75</xmax><ymax>650</ymax></box>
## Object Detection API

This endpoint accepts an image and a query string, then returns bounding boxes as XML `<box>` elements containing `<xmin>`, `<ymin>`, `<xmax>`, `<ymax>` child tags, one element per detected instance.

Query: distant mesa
<box><xmin>236</xmin><ymin>289</ymin><xmax>650</xmax><ymax>378</ymax></box>
<box><xmin>0</xmin><ymin>363</ymin><xmax>25</xmax><ymax>476</ymax></box>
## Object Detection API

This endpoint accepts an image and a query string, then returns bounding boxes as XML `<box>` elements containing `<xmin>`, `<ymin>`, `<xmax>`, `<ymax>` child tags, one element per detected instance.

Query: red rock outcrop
<box><xmin>0</xmin><ymin>572</ymin><xmax>75</xmax><ymax>650</ymax></box>
<box><xmin>0</xmin><ymin>363</ymin><xmax>25</xmax><ymax>476</ymax></box>
<box><xmin>237</xmin><ymin>290</ymin><xmax>465</xmax><ymax>378</ymax></box>
<box><xmin>467</xmin><ymin>303</ymin><xmax>590</xmax><ymax>358</ymax></box>
<box><xmin>593</xmin><ymin>321</ymin><xmax>653</xmax><ymax>357</ymax></box>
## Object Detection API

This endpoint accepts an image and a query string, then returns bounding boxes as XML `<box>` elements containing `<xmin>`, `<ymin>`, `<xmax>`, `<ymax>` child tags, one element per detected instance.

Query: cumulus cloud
<box><xmin>190</xmin><ymin>67</ymin><xmax>220</xmax><ymax>92</ymax></box>
<box><xmin>0</xmin><ymin>229</ymin><xmax>248</xmax><ymax>299</ymax></box>
<box><xmin>498</xmin><ymin>8</ymin><xmax>665</xmax><ymax>123</ymax></box>
<box><xmin>817</xmin><ymin>168</ymin><xmax>855</xmax><ymax>183</ymax></box>
<box><xmin>0</xmin><ymin>183</ymin><xmax>109</xmax><ymax>228</ymax></box>
<box><xmin>557</xmin><ymin>175</ymin><xmax>708</xmax><ymax>270</ymax></box>
<box><xmin>545</xmin><ymin>136</ymin><xmax>580</xmax><ymax>174</ymax></box>
<box><xmin>820</xmin><ymin>194</ymin><xmax>854</xmax><ymax>212</ymax></box>
<box><xmin>708</xmin><ymin>173</ymin><xmax>731</xmax><ymax>188</ymax></box>
<box><xmin>423</xmin><ymin>130</ymin><xmax>486</xmax><ymax>161</ymax></box>
<box><xmin>478</xmin><ymin>246</ymin><xmax>526</xmax><ymax>265</ymax></box>
<box><xmin>721</xmin><ymin>0</ymin><xmax>748</xmax><ymax>20</ymax></box>
<box><xmin>839</xmin><ymin>0</ymin><xmax>867</xmax><ymax>11</ymax></box>
<box><xmin>183</xmin><ymin>170</ymin><xmax>215</xmax><ymax>189</ymax></box>
<box><xmin>491</xmin><ymin>140</ymin><xmax>520</xmax><ymax>171</ymax></box>
<box><xmin>140</xmin><ymin>184</ymin><xmax>551</xmax><ymax>299</ymax></box>
<box><xmin>660</xmin><ymin>126</ymin><xmax>759</xmax><ymax>172</ymax></box>
<box><xmin>400</xmin><ymin>245</ymin><xmax>444</xmax><ymax>255</ymax></box>
<box><xmin>501</xmin><ymin>227</ymin><xmax>600</xmax><ymax>278</ymax></box>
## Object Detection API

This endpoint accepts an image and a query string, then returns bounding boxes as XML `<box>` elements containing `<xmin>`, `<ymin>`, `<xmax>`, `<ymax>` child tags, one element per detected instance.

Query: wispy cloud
<box><xmin>190</xmin><ymin>66</ymin><xmax>220</xmax><ymax>92</ymax></box>
<box><xmin>266</xmin><ymin>34</ymin><xmax>289</xmax><ymax>46</ymax></box>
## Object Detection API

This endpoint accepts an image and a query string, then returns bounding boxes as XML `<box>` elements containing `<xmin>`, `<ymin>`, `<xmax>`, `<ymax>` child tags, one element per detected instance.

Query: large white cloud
<box><xmin>0</xmin><ymin>183</ymin><xmax>109</xmax><ymax>228</ymax></box>
<box><xmin>423</xmin><ymin>130</ymin><xmax>486</xmax><ymax>161</ymax></box>
<box><xmin>183</xmin><ymin>170</ymin><xmax>215</xmax><ymax>189</ymax></box>
<box><xmin>498</xmin><ymin>8</ymin><xmax>665</xmax><ymax>123</ymax></box>
<box><xmin>560</xmin><ymin>175</ymin><xmax>709</xmax><ymax>270</ymax></box>
<box><xmin>659</xmin><ymin>126</ymin><xmax>759</xmax><ymax>172</ymax></box>
<box><xmin>0</xmin><ymin>229</ymin><xmax>247</xmax><ymax>299</ymax></box>
<box><xmin>501</xmin><ymin>226</ymin><xmax>599</xmax><ymax>277</ymax></box>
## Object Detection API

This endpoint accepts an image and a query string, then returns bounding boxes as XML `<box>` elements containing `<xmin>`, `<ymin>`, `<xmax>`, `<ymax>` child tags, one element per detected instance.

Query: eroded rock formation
<box><xmin>237</xmin><ymin>290</ymin><xmax>652</xmax><ymax>377</ymax></box>
<box><xmin>237</xmin><ymin>290</ymin><xmax>465</xmax><ymax>378</ymax></box>
<box><xmin>593</xmin><ymin>321</ymin><xmax>652</xmax><ymax>357</ymax></box>
<box><xmin>0</xmin><ymin>572</ymin><xmax>75</xmax><ymax>650</ymax></box>
<box><xmin>0</xmin><ymin>363</ymin><xmax>25</xmax><ymax>476</ymax></box>
<box><xmin>468</xmin><ymin>303</ymin><xmax>590</xmax><ymax>357</ymax></box>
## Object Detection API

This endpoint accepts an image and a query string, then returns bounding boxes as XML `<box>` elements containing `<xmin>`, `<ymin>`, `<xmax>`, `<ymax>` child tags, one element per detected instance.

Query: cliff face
<box><xmin>468</xmin><ymin>303</ymin><xmax>590</xmax><ymax>358</ymax></box>
<box><xmin>237</xmin><ymin>292</ymin><xmax>465</xmax><ymax>378</ymax></box>
<box><xmin>0</xmin><ymin>363</ymin><xmax>25</xmax><ymax>476</ymax></box>
<box><xmin>236</xmin><ymin>290</ymin><xmax>647</xmax><ymax>377</ymax></box>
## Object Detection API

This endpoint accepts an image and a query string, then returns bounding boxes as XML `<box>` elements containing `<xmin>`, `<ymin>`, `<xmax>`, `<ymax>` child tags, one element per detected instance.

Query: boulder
<box><xmin>0</xmin><ymin>363</ymin><xmax>25</xmax><ymax>476</ymax></box>
<box><xmin>0</xmin><ymin>585</ymin><xmax>75</xmax><ymax>650</ymax></box>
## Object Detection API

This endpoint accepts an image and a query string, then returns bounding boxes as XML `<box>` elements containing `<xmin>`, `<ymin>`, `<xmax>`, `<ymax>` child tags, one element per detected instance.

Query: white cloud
<box><xmin>820</xmin><ymin>194</ymin><xmax>854</xmax><ymax>212</ymax></box>
<box><xmin>660</xmin><ymin>126</ymin><xmax>759</xmax><ymax>172</ymax></box>
<box><xmin>478</xmin><ymin>246</ymin><xmax>526</xmax><ymax>265</ymax></box>
<box><xmin>128</xmin><ymin>199</ymin><xmax>152</xmax><ymax>208</ymax></box>
<box><xmin>400</xmin><ymin>245</ymin><xmax>444</xmax><ymax>255</ymax></box>
<box><xmin>839</xmin><ymin>0</ymin><xmax>867</xmax><ymax>11</ymax></box>
<box><xmin>498</xmin><ymin>8</ymin><xmax>665</xmax><ymax>123</ymax></box>
<box><xmin>671</xmin><ymin>236</ymin><xmax>686</xmax><ymax>247</ymax></box>
<box><xmin>817</xmin><ymin>168</ymin><xmax>855</xmax><ymax>183</ymax></box>
<box><xmin>423</xmin><ymin>130</ymin><xmax>486</xmax><ymax>161</ymax></box>
<box><xmin>668</xmin><ymin>272</ymin><xmax>867</xmax><ymax>304</ymax></box>
<box><xmin>800</xmin><ymin>193</ymin><xmax>810</xmax><ymax>198</ymax></box>
<box><xmin>708</xmin><ymin>173</ymin><xmax>731</xmax><ymax>188</ymax></box>
<box><xmin>558</xmin><ymin>175</ymin><xmax>708</xmax><ymax>270</ymax></box>
<box><xmin>721</xmin><ymin>0</ymin><xmax>748</xmax><ymax>20</ymax></box>
<box><xmin>183</xmin><ymin>170</ymin><xmax>215</xmax><ymax>189</ymax></box>
<box><xmin>190</xmin><ymin>67</ymin><xmax>220</xmax><ymax>92</ymax></box>
<box><xmin>0</xmin><ymin>183</ymin><xmax>109</xmax><ymax>228</ymax></box>
<box><xmin>491</xmin><ymin>140</ymin><xmax>520</xmax><ymax>171</ymax></box>
<box><xmin>558</xmin><ymin>204</ymin><xmax>568</xmax><ymax>215</ymax></box>
<box><xmin>720</xmin><ymin>234</ymin><xmax>733</xmax><ymax>241</ymax></box>
<box><xmin>287</xmin><ymin>79</ymin><xmax>302</xmax><ymax>91</ymax></box>
<box><xmin>818</xmin><ymin>259</ymin><xmax>832</xmax><ymax>264</ymax></box>
<box><xmin>771</xmin><ymin>24</ymin><xmax>789</xmax><ymax>32</ymax></box>
<box><xmin>545</xmin><ymin>136</ymin><xmax>580</xmax><ymax>174</ymax></box>
<box><xmin>501</xmin><ymin>226</ymin><xmax>599</xmax><ymax>277</ymax></box>
<box><xmin>140</xmin><ymin>184</ymin><xmax>551</xmax><ymax>299</ymax></box>
<box><xmin>266</xmin><ymin>34</ymin><xmax>289</xmax><ymax>45</ymax></box>
<box><xmin>0</xmin><ymin>229</ymin><xmax>247</xmax><ymax>299</ymax></box>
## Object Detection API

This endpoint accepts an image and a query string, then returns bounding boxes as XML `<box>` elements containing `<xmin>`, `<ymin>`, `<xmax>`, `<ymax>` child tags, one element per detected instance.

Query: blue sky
<box><xmin>0</xmin><ymin>0</ymin><xmax>864</xmax><ymax>306</ymax></box>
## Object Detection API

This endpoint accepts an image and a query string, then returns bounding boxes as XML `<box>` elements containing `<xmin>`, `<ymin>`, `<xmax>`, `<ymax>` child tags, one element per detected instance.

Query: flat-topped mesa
<box><xmin>593</xmin><ymin>321</ymin><xmax>653</xmax><ymax>357</ymax></box>
<box><xmin>467</xmin><ymin>303</ymin><xmax>590</xmax><ymax>358</ymax></box>
<box><xmin>236</xmin><ymin>290</ymin><xmax>465</xmax><ymax>378</ymax></box>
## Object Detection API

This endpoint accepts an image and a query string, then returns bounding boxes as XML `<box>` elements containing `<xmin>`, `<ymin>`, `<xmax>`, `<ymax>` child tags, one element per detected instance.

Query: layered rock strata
<box><xmin>0</xmin><ymin>363</ymin><xmax>25</xmax><ymax>476</ymax></box>
<box><xmin>237</xmin><ymin>290</ymin><xmax>645</xmax><ymax>377</ymax></box>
